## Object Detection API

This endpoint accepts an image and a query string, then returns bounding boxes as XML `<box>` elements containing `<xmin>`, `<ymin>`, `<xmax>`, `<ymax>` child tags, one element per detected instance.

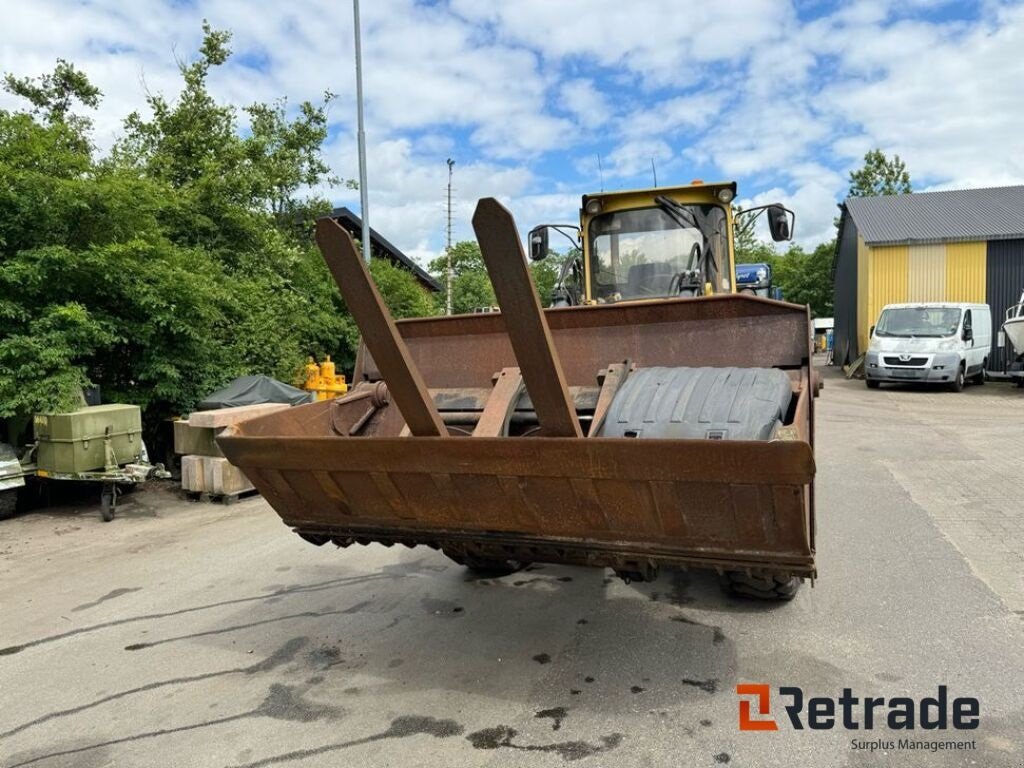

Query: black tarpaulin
<box><xmin>197</xmin><ymin>375</ymin><xmax>313</xmax><ymax>410</ymax></box>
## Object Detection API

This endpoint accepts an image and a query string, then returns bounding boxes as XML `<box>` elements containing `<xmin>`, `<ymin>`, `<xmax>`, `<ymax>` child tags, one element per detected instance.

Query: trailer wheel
<box><xmin>722</xmin><ymin>571</ymin><xmax>800</xmax><ymax>601</ymax></box>
<box><xmin>100</xmin><ymin>483</ymin><xmax>115</xmax><ymax>522</ymax></box>
<box><xmin>0</xmin><ymin>489</ymin><xmax>18</xmax><ymax>520</ymax></box>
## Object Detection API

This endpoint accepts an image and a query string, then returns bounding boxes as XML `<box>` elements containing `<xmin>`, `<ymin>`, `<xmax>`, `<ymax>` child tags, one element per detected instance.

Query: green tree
<box><xmin>0</xmin><ymin>24</ymin><xmax>405</xmax><ymax>434</ymax></box>
<box><xmin>848</xmin><ymin>149</ymin><xmax>912</xmax><ymax>197</ymax></box>
<box><xmin>732</xmin><ymin>206</ymin><xmax>778</xmax><ymax>265</ymax></box>
<box><xmin>429</xmin><ymin>241</ymin><xmax>495</xmax><ymax>314</ymax></box>
<box><xmin>428</xmin><ymin>239</ymin><xmax>561</xmax><ymax>313</ymax></box>
<box><xmin>3</xmin><ymin>58</ymin><xmax>101</xmax><ymax>141</ymax></box>
<box><xmin>768</xmin><ymin>241</ymin><xmax>835</xmax><ymax>317</ymax></box>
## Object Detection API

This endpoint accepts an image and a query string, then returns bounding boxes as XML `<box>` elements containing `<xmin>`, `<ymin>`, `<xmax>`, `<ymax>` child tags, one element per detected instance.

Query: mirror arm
<box><xmin>533</xmin><ymin>224</ymin><xmax>581</xmax><ymax>250</ymax></box>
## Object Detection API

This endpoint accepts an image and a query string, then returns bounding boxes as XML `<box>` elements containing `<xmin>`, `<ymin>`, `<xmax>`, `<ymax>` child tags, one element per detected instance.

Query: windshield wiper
<box><xmin>655</xmin><ymin>195</ymin><xmax>702</xmax><ymax>234</ymax></box>
<box><xmin>654</xmin><ymin>196</ymin><xmax>712</xmax><ymax>286</ymax></box>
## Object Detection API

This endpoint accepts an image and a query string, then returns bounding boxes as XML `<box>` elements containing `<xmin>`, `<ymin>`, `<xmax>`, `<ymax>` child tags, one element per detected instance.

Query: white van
<box><xmin>864</xmin><ymin>302</ymin><xmax>991</xmax><ymax>391</ymax></box>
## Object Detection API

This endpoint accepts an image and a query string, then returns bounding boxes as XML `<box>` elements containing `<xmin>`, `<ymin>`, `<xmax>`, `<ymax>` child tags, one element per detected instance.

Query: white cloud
<box><xmin>3</xmin><ymin>0</ymin><xmax>1023</xmax><ymax>265</ymax></box>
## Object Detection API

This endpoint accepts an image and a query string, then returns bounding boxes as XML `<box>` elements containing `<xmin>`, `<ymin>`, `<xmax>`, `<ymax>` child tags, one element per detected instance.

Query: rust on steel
<box><xmin>315</xmin><ymin>218</ymin><xmax>445</xmax><ymax>437</ymax></box>
<box><xmin>588</xmin><ymin>362</ymin><xmax>630</xmax><ymax>437</ymax></box>
<box><xmin>472</xmin><ymin>198</ymin><xmax>582</xmax><ymax>437</ymax></box>
<box><xmin>216</xmin><ymin>285</ymin><xmax>817</xmax><ymax>577</ymax></box>
<box><xmin>472</xmin><ymin>368</ymin><xmax>525</xmax><ymax>437</ymax></box>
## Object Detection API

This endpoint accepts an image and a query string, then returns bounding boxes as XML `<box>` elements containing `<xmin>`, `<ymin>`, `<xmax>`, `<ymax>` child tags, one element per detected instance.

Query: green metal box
<box><xmin>35</xmin><ymin>404</ymin><xmax>143</xmax><ymax>474</ymax></box>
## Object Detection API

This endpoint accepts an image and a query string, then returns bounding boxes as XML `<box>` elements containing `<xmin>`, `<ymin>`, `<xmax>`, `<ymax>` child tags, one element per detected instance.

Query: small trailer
<box><xmin>0</xmin><ymin>404</ymin><xmax>168</xmax><ymax>522</ymax></box>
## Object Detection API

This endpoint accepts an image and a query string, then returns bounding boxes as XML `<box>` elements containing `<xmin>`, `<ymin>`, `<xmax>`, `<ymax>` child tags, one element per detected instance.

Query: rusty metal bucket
<box><xmin>217</xmin><ymin>199</ymin><xmax>816</xmax><ymax>579</ymax></box>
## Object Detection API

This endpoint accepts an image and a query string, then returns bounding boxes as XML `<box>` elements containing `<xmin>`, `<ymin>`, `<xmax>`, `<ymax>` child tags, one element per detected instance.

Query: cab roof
<box><xmin>582</xmin><ymin>181</ymin><xmax>736</xmax><ymax>208</ymax></box>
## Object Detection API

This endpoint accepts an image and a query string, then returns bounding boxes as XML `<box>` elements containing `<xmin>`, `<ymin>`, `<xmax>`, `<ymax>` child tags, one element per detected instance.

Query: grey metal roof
<box><xmin>330</xmin><ymin>207</ymin><xmax>441</xmax><ymax>292</ymax></box>
<box><xmin>844</xmin><ymin>185</ymin><xmax>1024</xmax><ymax>246</ymax></box>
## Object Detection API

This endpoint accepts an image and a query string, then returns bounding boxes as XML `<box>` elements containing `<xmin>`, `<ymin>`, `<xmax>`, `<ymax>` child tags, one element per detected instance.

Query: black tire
<box><xmin>443</xmin><ymin>549</ymin><xmax>528</xmax><ymax>577</ymax></box>
<box><xmin>100</xmin><ymin>486</ymin><xmax>115</xmax><ymax>522</ymax></box>
<box><xmin>948</xmin><ymin>364</ymin><xmax>965</xmax><ymax>392</ymax></box>
<box><xmin>971</xmin><ymin>361</ymin><xmax>986</xmax><ymax>385</ymax></box>
<box><xmin>0</xmin><ymin>489</ymin><xmax>19</xmax><ymax>520</ymax></box>
<box><xmin>865</xmin><ymin>379</ymin><xmax>880</xmax><ymax>389</ymax></box>
<box><xmin>722</xmin><ymin>571</ymin><xmax>800</xmax><ymax>601</ymax></box>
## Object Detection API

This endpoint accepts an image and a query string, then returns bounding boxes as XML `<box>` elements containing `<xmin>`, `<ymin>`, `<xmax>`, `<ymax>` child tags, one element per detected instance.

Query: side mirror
<box><xmin>767</xmin><ymin>205</ymin><xmax>793</xmax><ymax>242</ymax></box>
<box><xmin>528</xmin><ymin>226</ymin><xmax>549</xmax><ymax>261</ymax></box>
<box><xmin>963</xmin><ymin>326</ymin><xmax>973</xmax><ymax>342</ymax></box>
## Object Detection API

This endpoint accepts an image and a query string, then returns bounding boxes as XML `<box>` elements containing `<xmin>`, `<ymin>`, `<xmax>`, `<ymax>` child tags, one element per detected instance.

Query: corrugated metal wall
<box><xmin>857</xmin><ymin>240</ymin><xmax>991</xmax><ymax>354</ymax></box>
<box><xmin>856</xmin><ymin>235</ymin><xmax>870</xmax><ymax>353</ymax></box>
<box><xmin>907</xmin><ymin>244</ymin><xmax>946</xmax><ymax>300</ymax></box>
<box><xmin>945</xmin><ymin>242</ymin><xmax>987</xmax><ymax>302</ymax></box>
<box><xmin>986</xmin><ymin>239</ymin><xmax>1024</xmax><ymax>372</ymax></box>
<box><xmin>832</xmin><ymin>213</ymin><xmax>860</xmax><ymax>365</ymax></box>
<box><xmin>864</xmin><ymin>245</ymin><xmax>908</xmax><ymax>344</ymax></box>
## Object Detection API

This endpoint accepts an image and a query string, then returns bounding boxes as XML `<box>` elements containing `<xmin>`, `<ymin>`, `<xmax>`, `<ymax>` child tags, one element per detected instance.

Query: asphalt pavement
<box><xmin>1</xmin><ymin>367</ymin><xmax>1021</xmax><ymax>768</ymax></box>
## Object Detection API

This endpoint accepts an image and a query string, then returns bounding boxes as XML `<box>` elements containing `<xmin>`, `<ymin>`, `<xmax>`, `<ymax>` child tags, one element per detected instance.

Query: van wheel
<box><xmin>865</xmin><ymin>379</ymin><xmax>880</xmax><ymax>389</ymax></box>
<box><xmin>949</xmin><ymin>364</ymin><xmax>965</xmax><ymax>392</ymax></box>
<box><xmin>972</xmin><ymin>361</ymin><xmax>986</xmax><ymax>384</ymax></box>
<box><xmin>722</xmin><ymin>571</ymin><xmax>800</xmax><ymax>601</ymax></box>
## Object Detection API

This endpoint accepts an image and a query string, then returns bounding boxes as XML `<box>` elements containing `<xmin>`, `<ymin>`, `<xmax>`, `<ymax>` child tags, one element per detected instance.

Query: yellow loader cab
<box><xmin>528</xmin><ymin>180</ymin><xmax>794</xmax><ymax>307</ymax></box>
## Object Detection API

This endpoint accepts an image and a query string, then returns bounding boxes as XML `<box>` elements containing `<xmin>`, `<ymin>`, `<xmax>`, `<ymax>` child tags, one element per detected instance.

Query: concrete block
<box><xmin>205</xmin><ymin>456</ymin><xmax>254</xmax><ymax>496</ymax></box>
<box><xmin>173</xmin><ymin>420</ymin><xmax>223</xmax><ymax>457</ymax></box>
<box><xmin>181</xmin><ymin>455</ymin><xmax>206</xmax><ymax>492</ymax></box>
<box><xmin>188</xmin><ymin>403</ymin><xmax>289</xmax><ymax>429</ymax></box>
<box><xmin>180</xmin><ymin>455</ymin><xmax>254</xmax><ymax>496</ymax></box>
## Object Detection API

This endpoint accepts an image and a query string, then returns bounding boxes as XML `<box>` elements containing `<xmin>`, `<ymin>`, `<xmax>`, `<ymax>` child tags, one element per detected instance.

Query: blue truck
<box><xmin>735</xmin><ymin>262</ymin><xmax>783</xmax><ymax>300</ymax></box>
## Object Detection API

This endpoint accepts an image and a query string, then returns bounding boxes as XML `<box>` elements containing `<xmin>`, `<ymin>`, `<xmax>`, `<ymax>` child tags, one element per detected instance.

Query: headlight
<box><xmin>717</xmin><ymin>187</ymin><xmax>735</xmax><ymax>203</ymax></box>
<box><xmin>584</xmin><ymin>199</ymin><xmax>602</xmax><ymax>215</ymax></box>
<box><xmin>937</xmin><ymin>339</ymin><xmax>957</xmax><ymax>350</ymax></box>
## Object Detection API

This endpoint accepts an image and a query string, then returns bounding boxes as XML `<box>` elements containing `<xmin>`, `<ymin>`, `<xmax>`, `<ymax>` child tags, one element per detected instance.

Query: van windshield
<box><xmin>875</xmin><ymin>307</ymin><xmax>961</xmax><ymax>338</ymax></box>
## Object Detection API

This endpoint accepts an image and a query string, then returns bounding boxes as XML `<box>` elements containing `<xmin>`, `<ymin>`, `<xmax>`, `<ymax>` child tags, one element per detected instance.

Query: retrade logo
<box><xmin>736</xmin><ymin>684</ymin><xmax>778</xmax><ymax>731</ymax></box>
<box><xmin>736</xmin><ymin>684</ymin><xmax>979</xmax><ymax>732</ymax></box>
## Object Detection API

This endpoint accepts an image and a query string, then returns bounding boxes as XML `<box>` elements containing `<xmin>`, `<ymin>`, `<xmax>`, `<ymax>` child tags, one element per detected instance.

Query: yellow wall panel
<box><xmin>865</xmin><ymin>244</ymin><xmax>909</xmax><ymax>343</ymax></box>
<box><xmin>944</xmin><ymin>241</ymin><xmax>986</xmax><ymax>302</ymax></box>
<box><xmin>907</xmin><ymin>244</ymin><xmax>947</xmax><ymax>301</ymax></box>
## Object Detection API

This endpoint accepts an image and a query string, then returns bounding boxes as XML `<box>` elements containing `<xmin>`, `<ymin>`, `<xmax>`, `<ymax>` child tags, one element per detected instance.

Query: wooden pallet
<box><xmin>181</xmin><ymin>488</ymin><xmax>260</xmax><ymax>506</ymax></box>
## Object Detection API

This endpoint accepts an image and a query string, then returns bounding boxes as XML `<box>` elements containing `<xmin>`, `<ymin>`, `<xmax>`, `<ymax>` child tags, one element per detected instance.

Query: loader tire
<box><xmin>443</xmin><ymin>549</ymin><xmax>528</xmax><ymax>578</ymax></box>
<box><xmin>0</xmin><ymin>489</ymin><xmax>18</xmax><ymax>520</ymax></box>
<box><xmin>722</xmin><ymin>571</ymin><xmax>800</xmax><ymax>601</ymax></box>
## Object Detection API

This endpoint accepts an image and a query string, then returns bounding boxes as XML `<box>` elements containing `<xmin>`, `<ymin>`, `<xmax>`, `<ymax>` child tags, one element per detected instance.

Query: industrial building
<box><xmin>330</xmin><ymin>207</ymin><xmax>441</xmax><ymax>292</ymax></box>
<box><xmin>833</xmin><ymin>185</ymin><xmax>1024</xmax><ymax>373</ymax></box>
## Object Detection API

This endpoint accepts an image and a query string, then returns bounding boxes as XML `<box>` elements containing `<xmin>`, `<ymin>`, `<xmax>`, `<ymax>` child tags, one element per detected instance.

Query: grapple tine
<box><xmin>472</xmin><ymin>198</ymin><xmax>582</xmax><ymax>437</ymax></box>
<box><xmin>315</xmin><ymin>218</ymin><xmax>446</xmax><ymax>437</ymax></box>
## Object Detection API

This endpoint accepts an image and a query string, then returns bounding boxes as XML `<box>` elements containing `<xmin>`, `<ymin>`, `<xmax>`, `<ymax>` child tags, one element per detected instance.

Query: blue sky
<box><xmin>2</xmin><ymin>0</ymin><xmax>1023</xmax><ymax>263</ymax></box>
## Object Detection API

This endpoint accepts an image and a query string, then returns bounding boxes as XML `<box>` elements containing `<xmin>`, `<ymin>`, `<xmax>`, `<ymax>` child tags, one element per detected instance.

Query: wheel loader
<box><xmin>217</xmin><ymin>181</ymin><xmax>818</xmax><ymax>600</ymax></box>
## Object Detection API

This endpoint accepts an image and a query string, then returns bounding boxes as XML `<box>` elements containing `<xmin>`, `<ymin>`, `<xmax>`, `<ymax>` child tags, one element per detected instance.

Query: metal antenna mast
<box><xmin>353</xmin><ymin>0</ymin><xmax>371</xmax><ymax>263</ymax></box>
<box><xmin>445</xmin><ymin>158</ymin><xmax>455</xmax><ymax>316</ymax></box>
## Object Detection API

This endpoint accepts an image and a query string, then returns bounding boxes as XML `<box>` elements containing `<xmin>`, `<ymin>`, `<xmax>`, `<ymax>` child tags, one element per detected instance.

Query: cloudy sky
<box><xmin>2</xmin><ymin>0</ymin><xmax>1023</xmax><ymax>263</ymax></box>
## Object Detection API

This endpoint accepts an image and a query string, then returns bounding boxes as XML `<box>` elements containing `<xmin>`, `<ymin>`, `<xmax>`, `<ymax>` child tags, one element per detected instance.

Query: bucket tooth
<box><xmin>472</xmin><ymin>198</ymin><xmax>582</xmax><ymax>437</ymax></box>
<box><xmin>315</xmin><ymin>218</ymin><xmax>446</xmax><ymax>437</ymax></box>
